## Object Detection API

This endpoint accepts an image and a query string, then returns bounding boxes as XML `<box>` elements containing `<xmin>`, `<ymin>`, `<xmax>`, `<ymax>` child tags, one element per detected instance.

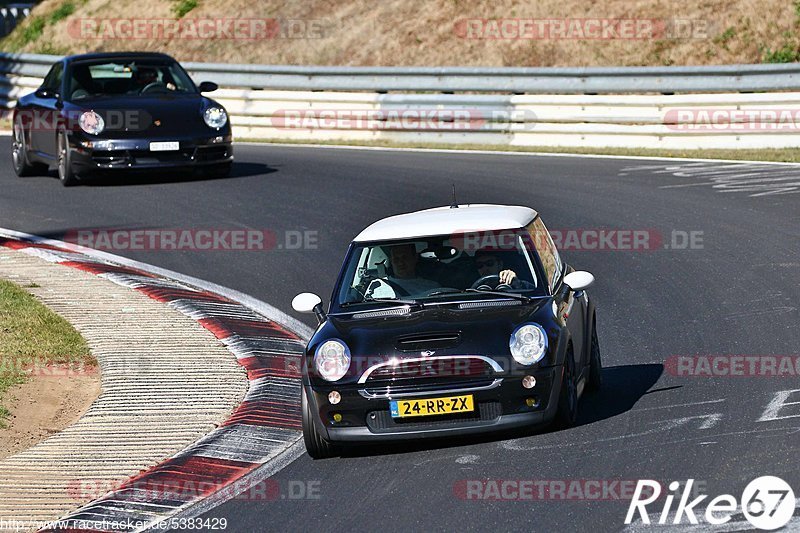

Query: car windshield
<box><xmin>337</xmin><ymin>231</ymin><xmax>544</xmax><ymax>306</ymax></box>
<box><xmin>66</xmin><ymin>59</ymin><xmax>196</xmax><ymax>101</ymax></box>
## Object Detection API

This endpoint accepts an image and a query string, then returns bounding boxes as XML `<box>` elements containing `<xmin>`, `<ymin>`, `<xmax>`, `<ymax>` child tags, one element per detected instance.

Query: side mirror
<box><xmin>198</xmin><ymin>81</ymin><xmax>218</xmax><ymax>93</ymax></box>
<box><xmin>292</xmin><ymin>292</ymin><xmax>326</xmax><ymax>324</ymax></box>
<box><xmin>35</xmin><ymin>88</ymin><xmax>58</xmax><ymax>99</ymax></box>
<box><xmin>563</xmin><ymin>271</ymin><xmax>595</xmax><ymax>292</ymax></box>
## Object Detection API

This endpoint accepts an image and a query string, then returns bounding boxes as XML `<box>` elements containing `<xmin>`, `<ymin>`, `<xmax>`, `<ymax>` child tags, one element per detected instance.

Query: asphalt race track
<box><xmin>2</xmin><ymin>139</ymin><xmax>799</xmax><ymax>531</ymax></box>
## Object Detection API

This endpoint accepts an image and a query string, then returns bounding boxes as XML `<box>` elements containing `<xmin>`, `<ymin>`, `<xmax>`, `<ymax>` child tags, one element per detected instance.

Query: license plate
<box><xmin>149</xmin><ymin>141</ymin><xmax>179</xmax><ymax>151</ymax></box>
<box><xmin>390</xmin><ymin>394</ymin><xmax>474</xmax><ymax>418</ymax></box>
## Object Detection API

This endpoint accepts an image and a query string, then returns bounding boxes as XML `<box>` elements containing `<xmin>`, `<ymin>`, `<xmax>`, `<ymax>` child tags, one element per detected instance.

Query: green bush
<box><xmin>19</xmin><ymin>16</ymin><xmax>45</xmax><ymax>46</ymax></box>
<box><xmin>762</xmin><ymin>43</ymin><xmax>800</xmax><ymax>63</ymax></box>
<box><xmin>48</xmin><ymin>1</ymin><xmax>76</xmax><ymax>24</ymax></box>
<box><xmin>173</xmin><ymin>0</ymin><xmax>199</xmax><ymax>18</ymax></box>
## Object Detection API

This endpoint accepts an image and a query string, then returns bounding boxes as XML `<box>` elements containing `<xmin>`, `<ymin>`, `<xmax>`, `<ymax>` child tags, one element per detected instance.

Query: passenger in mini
<box><xmin>385</xmin><ymin>244</ymin><xmax>438</xmax><ymax>295</ymax></box>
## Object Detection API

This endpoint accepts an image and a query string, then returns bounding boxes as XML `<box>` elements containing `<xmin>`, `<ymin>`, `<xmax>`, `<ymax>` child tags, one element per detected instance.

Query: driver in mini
<box><xmin>474</xmin><ymin>250</ymin><xmax>535</xmax><ymax>290</ymax></box>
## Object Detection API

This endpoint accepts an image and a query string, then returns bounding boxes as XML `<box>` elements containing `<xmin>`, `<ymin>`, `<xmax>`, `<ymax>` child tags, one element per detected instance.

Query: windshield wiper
<box><xmin>464</xmin><ymin>288</ymin><xmax>540</xmax><ymax>303</ymax></box>
<box><xmin>342</xmin><ymin>297</ymin><xmax>423</xmax><ymax>308</ymax></box>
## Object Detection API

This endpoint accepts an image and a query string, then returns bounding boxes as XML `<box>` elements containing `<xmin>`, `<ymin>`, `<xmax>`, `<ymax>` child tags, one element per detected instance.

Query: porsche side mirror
<box><xmin>198</xmin><ymin>81</ymin><xmax>218</xmax><ymax>93</ymax></box>
<box><xmin>35</xmin><ymin>88</ymin><xmax>58</xmax><ymax>99</ymax></box>
<box><xmin>292</xmin><ymin>292</ymin><xmax>326</xmax><ymax>323</ymax></box>
<box><xmin>563</xmin><ymin>271</ymin><xmax>595</xmax><ymax>292</ymax></box>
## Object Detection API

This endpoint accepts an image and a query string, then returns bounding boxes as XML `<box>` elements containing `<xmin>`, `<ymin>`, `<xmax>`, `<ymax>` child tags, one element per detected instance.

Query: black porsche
<box><xmin>292</xmin><ymin>204</ymin><xmax>602</xmax><ymax>458</ymax></box>
<box><xmin>11</xmin><ymin>52</ymin><xmax>232</xmax><ymax>186</ymax></box>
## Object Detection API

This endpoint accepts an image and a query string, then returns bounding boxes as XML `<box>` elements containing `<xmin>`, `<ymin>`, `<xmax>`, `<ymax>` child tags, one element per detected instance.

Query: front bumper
<box><xmin>67</xmin><ymin>133</ymin><xmax>233</xmax><ymax>172</ymax></box>
<box><xmin>306</xmin><ymin>366</ymin><xmax>563</xmax><ymax>442</ymax></box>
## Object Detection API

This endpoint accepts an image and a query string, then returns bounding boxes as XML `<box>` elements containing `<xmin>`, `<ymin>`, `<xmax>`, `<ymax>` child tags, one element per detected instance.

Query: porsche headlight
<box><xmin>203</xmin><ymin>107</ymin><xmax>228</xmax><ymax>129</ymax></box>
<box><xmin>314</xmin><ymin>339</ymin><xmax>351</xmax><ymax>381</ymax></box>
<box><xmin>509</xmin><ymin>323</ymin><xmax>548</xmax><ymax>365</ymax></box>
<box><xmin>79</xmin><ymin>110</ymin><xmax>104</xmax><ymax>135</ymax></box>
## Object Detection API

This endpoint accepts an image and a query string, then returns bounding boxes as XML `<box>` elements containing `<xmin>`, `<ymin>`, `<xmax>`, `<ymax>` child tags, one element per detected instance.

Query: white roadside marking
<box><xmin>0</xmin><ymin>227</ymin><xmax>314</xmax><ymax>339</ymax></box>
<box><xmin>758</xmin><ymin>389</ymin><xmax>800</xmax><ymax>422</ymax></box>
<box><xmin>621</xmin><ymin>162</ymin><xmax>800</xmax><ymax>196</ymax></box>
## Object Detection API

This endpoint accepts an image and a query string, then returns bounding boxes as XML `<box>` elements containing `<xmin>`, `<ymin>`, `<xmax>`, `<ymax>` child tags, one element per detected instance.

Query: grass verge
<box><xmin>0</xmin><ymin>279</ymin><xmax>94</xmax><ymax>428</ymax></box>
<box><xmin>241</xmin><ymin>138</ymin><xmax>800</xmax><ymax>163</ymax></box>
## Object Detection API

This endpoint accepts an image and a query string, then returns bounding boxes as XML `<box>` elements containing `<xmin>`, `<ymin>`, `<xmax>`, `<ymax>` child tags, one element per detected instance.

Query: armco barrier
<box><xmin>3</xmin><ymin>52</ymin><xmax>800</xmax><ymax>149</ymax></box>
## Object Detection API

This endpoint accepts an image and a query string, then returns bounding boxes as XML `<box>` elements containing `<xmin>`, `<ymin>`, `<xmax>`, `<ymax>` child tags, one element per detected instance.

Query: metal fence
<box><xmin>3</xmin><ymin>52</ymin><xmax>800</xmax><ymax>149</ymax></box>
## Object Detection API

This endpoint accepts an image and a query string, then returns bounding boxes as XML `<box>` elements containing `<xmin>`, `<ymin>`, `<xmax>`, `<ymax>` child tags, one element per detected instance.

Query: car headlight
<box><xmin>509</xmin><ymin>323</ymin><xmax>548</xmax><ymax>365</ymax></box>
<box><xmin>79</xmin><ymin>111</ymin><xmax>104</xmax><ymax>135</ymax></box>
<box><xmin>203</xmin><ymin>107</ymin><xmax>228</xmax><ymax>129</ymax></box>
<box><xmin>314</xmin><ymin>339</ymin><xmax>351</xmax><ymax>381</ymax></box>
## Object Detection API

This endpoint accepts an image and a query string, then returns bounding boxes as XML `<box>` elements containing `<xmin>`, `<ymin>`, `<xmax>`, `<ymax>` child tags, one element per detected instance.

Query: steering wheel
<box><xmin>471</xmin><ymin>275</ymin><xmax>501</xmax><ymax>290</ymax></box>
<box><xmin>470</xmin><ymin>275</ymin><xmax>514</xmax><ymax>291</ymax></box>
<box><xmin>141</xmin><ymin>81</ymin><xmax>168</xmax><ymax>94</ymax></box>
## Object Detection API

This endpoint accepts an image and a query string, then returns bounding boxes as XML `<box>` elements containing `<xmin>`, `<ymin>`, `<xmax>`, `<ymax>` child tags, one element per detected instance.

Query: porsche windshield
<box><xmin>66</xmin><ymin>60</ymin><xmax>196</xmax><ymax>100</ymax></box>
<box><xmin>337</xmin><ymin>231</ymin><xmax>545</xmax><ymax>305</ymax></box>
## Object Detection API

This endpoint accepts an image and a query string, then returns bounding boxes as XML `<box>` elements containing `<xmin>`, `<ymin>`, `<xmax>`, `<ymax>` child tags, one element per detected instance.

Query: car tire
<box><xmin>553</xmin><ymin>348</ymin><xmax>578</xmax><ymax>429</ymax></box>
<box><xmin>57</xmin><ymin>132</ymin><xmax>78</xmax><ymax>187</ymax></box>
<box><xmin>586</xmin><ymin>320</ymin><xmax>602</xmax><ymax>393</ymax></box>
<box><xmin>302</xmin><ymin>386</ymin><xmax>337</xmax><ymax>459</ymax></box>
<box><xmin>12</xmin><ymin>118</ymin><xmax>47</xmax><ymax>177</ymax></box>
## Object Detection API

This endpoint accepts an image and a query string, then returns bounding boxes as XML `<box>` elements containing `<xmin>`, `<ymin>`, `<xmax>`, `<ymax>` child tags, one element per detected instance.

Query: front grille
<box><xmin>366</xmin><ymin>357</ymin><xmax>494</xmax><ymax>381</ymax></box>
<box><xmin>362</xmin><ymin>377</ymin><xmax>498</xmax><ymax>398</ymax></box>
<box><xmin>367</xmin><ymin>401</ymin><xmax>502</xmax><ymax>432</ymax></box>
<box><xmin>91</xmin><ymin>149</ymin><xmax>193</xmax><ymax>166</ymax></box>
<box><xmin>90</xmin><ymin>145</ymin><xmax>228</xmax><ymax>167</ymax></box>
<box><xmin>359</xmin><ymin>356</ymin><xmax>500</xmax><ymax>398</ymax></box>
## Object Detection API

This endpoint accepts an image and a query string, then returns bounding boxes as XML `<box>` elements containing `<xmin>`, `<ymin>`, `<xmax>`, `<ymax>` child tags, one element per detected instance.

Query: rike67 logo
<box><xmin>625</xmin><ymin>477</ymin><xmax>796</xmax><ymax>530</ymax></box>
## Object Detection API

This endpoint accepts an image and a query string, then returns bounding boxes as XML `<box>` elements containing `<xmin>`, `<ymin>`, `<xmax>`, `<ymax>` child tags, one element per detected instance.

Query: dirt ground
<box><xmin>4</xmin><ymin>0</ymin><xmax>798</xmax><ymax>66</ymax></box>
<box><xmin>0</xmin><ymin>368</ymin><xmax>101</xmax><ymax>459</ymax></box>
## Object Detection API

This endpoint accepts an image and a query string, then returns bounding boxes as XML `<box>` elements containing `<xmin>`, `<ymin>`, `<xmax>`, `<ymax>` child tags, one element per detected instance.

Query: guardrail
<box><xmin>4</xmin><ymin>52</ymin><xmax>800</xmax><ymax>92</ymax></box>
<box><xmin>2</xmin><ymin>52</ymin><xmax>800</xmax><ymax>149</ymax></box>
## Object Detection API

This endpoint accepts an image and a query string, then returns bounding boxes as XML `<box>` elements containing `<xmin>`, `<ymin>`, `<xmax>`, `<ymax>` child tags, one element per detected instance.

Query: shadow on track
<box><xmin>83</xmin><ymin>162</ymin><xmax>277</xmax><ymax>186</ymax></box>
<box><xmin>20</xmin><ymin>162</ymin><xmax>278</xmax><ymax>187</ymax></box>
<box><xmin>331</xmin><ymin>363</ymin><xmax>664</xmax><ymax>459</ymax></box>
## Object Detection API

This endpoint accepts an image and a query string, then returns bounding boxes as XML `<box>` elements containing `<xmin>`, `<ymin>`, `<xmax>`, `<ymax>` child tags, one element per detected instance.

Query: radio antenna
<box><xmin>450</xmin><ymin>184</ymin><xmax>459</xmax><ymax>208</ymax></box>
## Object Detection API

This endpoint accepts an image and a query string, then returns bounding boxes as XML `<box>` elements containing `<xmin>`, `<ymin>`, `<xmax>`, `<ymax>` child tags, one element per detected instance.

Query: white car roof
<box><xmin>353</xmin><ymin>204</ymin><xmax>539</xmax><ymax>242</ymax></box>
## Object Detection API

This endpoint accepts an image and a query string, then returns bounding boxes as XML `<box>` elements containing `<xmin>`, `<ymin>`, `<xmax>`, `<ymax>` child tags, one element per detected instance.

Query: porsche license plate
<box><xmin>390</xmin><ymin>394</ymin><xmax>474</xmax><ymax>418</ymax></box>
<box><xmin>149</xmin><ymin>141</ymin><xmax>179</xmax><ymax>151</ymax></box>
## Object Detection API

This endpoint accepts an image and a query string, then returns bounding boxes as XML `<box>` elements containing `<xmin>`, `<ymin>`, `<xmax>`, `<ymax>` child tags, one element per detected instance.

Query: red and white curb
<box><xmin>0</xmin><ymin>229</ymin><xmax>314</xmax><ymax>532</ymax></box>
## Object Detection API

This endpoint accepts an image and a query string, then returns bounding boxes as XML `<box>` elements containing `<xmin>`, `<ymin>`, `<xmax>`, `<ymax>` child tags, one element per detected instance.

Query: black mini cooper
<box><xmin>292</xmin><ymin>204</ymin><xmax>601</xmax><ymax>458</ymax></box>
